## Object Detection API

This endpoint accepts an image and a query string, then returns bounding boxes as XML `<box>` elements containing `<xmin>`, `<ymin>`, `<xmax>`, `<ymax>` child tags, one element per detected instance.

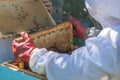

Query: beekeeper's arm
<box><xmin>12</xmin><ymin>30</ymin><xmax>120</xmax><ymax>80</ymax></box>
<box><xmin>69</xmin><ymin>16</ymin><xmax>101</xmax><ymax>39</ymax></box>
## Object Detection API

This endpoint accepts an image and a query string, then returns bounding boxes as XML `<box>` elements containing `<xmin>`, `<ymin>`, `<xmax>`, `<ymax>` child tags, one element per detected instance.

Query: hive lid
<box><xmin>0</xmin><ymin>0</ymin><xmax>56</xmax><ymax>35</ymax></box>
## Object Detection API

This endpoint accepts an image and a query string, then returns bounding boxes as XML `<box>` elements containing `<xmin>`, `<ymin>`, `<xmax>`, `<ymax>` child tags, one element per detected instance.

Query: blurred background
<box><xmin>51</xmin><ymin>0</ymin><xmax>102</xmax><ymax>46</ymax></box>
<box><xmin>51</xmin><ymin>0</ymin><xmax>102</xmax><ymax>29</ymax></box>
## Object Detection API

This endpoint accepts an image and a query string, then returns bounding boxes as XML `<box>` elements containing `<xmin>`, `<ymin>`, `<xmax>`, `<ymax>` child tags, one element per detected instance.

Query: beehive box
<box><xmin>2</xmin><ymin>60</ymin><xmax>47</xmax><ymax>80</ymax></box>
<box><xmin>0</xmin><ymin>0</ymin><xmax>73</xmax><ymax>79</ymax></box>
<box><xmin>0</xmin><ymin>0</ymin><xmax>56</xmax><ymax>35</ymax></box>
<box><xmin>0</xmin><ymin>0</ymin><xmax>56</xmax><ymax>64</ymax></box>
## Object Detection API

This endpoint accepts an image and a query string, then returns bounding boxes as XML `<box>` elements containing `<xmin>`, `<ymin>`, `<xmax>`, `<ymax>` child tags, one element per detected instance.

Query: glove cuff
<box><xmin>74</xmin><ymin>24</ymin><xmax>89</xmax><ymax>39</ymax></box>
<box><xmin>19</xmin><ymin>47</ymin><xmax>36</xmax><ymax>63</ymax></box>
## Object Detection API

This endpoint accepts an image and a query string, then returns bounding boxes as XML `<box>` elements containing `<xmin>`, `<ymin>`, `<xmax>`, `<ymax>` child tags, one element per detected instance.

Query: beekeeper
<box><xmin>12</xmin><ymin>0</ymin><xmax>120</xmax><ymax>80</ymax></box>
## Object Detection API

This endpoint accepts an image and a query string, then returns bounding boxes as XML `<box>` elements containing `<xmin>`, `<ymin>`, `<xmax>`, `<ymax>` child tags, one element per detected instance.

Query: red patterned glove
<box><xmin>12</xmin><ymin>32</ymin><xmax>36</xmax><ymax>63</ymax></box>
<box><xmin>69</xmin><ymin>16</ymin><xmax>89</xmax><ymax>39</ymax></box>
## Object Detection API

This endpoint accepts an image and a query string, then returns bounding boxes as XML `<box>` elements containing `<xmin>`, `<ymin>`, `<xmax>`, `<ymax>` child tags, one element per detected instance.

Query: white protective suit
<box><xmin>29</xmin><ymin>0</ymin><xmax>120</xmax><ymax>80</ymax></box>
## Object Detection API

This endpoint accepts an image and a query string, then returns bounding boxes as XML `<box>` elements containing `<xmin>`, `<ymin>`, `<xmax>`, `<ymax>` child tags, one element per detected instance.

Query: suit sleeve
<box><xmin>29</xmin><ymin>28</ymin><xmax>120</xmax><ymax>80</ymax></box>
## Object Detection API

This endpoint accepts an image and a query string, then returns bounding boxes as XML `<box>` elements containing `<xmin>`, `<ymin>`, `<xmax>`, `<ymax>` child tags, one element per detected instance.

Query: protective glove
<box><xmin>69</xmin><ymin>16</ymin><xmax>89</xmax><ymax>39</ymax></box>
<box><xmin>12</xmin><ymin>32</ymin><xmax>36</xmax><ymax>63</ymax></box>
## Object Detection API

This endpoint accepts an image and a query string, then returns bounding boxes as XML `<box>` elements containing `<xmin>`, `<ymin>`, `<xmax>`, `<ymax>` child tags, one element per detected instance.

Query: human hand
<box><xmin>41</xmin><ymin>0</ymin><xmax>53</xmax><ymax>14</ymax></box>
<box><xmin>69</xmin><ymin>16</ymin><xmax>89</xmax><ymax>39</ymax></box>
<box><xmin>12</xmin><ymin>32</ymin><xmax>36</xmax><ymax>63</ymax></box>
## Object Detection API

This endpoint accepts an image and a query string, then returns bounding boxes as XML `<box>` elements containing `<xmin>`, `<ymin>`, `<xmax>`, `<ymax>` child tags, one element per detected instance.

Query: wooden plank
<box><xmin>0</xmin><ymin>0</ymin><xmax>56</xmax><ymax>35</ymax></box>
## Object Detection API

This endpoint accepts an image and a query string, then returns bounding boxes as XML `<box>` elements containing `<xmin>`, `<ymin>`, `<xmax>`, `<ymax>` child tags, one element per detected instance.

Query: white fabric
<box><xmin>86</xmin><ymin>0</ymin><xmax>120</xmax><ymax>28</ymax></box>
<box><xmin>29</xmin><ymin>0</ymin><xmax>120</xmax><ymax>80</ymax></box>
<box><xmin>30</xmin><ymin>27</ymin><xmax>120</xmax><ymax>80</ymax></box>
